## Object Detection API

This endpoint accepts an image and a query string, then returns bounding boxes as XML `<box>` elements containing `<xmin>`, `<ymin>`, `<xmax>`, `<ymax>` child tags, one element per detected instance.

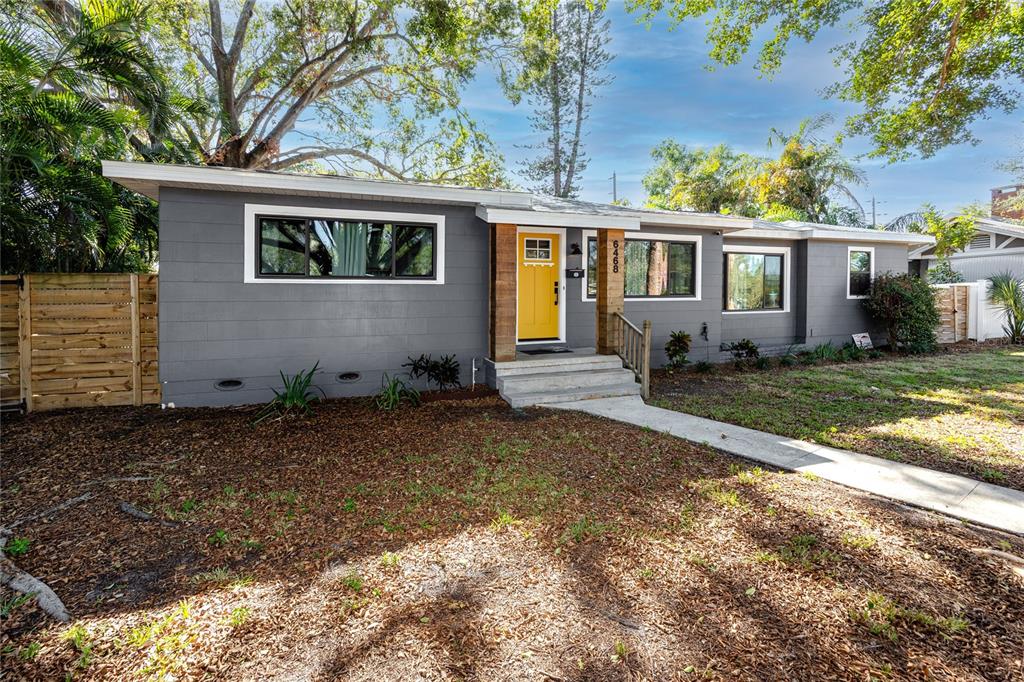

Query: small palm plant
<box><xmin>989</xmin><ymin>273</ymin><xmax>1024</xmax><ymax>343</ymax></box>
<box><xmin>253</xmin><ymin>362</ymin><xmax>325</xmax><ymax>424</ymax></box>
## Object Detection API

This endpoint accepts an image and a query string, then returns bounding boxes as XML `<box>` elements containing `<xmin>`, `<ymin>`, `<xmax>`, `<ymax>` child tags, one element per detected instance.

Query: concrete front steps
<box><xmin>491</xmin><ymin>351</ymin><xmax>640</xmax><ymax>408</ymax></box>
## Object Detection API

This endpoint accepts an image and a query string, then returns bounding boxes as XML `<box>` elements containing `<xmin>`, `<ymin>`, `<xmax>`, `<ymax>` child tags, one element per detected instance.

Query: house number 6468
<box><xmin>612</xmin><ymin>240</ymin><xmax>620</xmax><ymax>273</ymax></box>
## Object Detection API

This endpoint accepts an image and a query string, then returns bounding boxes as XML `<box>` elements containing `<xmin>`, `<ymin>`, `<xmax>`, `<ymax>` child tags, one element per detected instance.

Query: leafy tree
<box><xmin>153</xmin><ymin>0</ymin><xmax>550</xmax><ymax>184</ymax></box>
<box><xmin>897</xmin><ymin>201</ymin><xmax>983</xmax><ymax>258</ymax></box>
<box><xmin>519</xmin><ymin>0</ymin><xmax>613</xmax><ymax>198</ymax></box>
<box><xmin>642</xmin><ymin>140</ymin><xmax>762</xmax><ymax>214</ymax></box>
<box><xmin>627</xmin><ymin>0</ymin><xmax>1024</xmax><ymax>161</ymax></box>
<box><xmin>752</xmin><ymin>115</ymin><xmax>865</xmax><ymax>225</ymax></box>
<box><xmin>1</xmin><ymin>0</ymin><xmax>187</xmax><ymax>273</ymax></box>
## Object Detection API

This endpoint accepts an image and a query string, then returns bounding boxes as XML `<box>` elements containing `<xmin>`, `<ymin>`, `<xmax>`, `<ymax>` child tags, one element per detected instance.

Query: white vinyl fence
<box><xmin>933</xmin><ymin>280</ymin><xmax>1010</xmax><ymax>342</ymax></box>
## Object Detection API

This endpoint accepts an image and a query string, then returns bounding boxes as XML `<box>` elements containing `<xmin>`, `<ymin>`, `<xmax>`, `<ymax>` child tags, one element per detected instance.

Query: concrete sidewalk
<box><xmin>550</xmin><ymin>396</ymin><xmax>1024</xmax><ymax>536</ymax></box>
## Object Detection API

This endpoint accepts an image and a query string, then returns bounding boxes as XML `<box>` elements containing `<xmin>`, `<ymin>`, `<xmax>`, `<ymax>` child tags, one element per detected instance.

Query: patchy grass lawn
<box><xmin>652</xmin><ymin>346</ymin><xmax>1024</xmax><ymax>490</ymax></box>
<box><xmin>2</xmin><ymin>395</ymin><xmax>1023</xmax><ymax>681</ymax></box>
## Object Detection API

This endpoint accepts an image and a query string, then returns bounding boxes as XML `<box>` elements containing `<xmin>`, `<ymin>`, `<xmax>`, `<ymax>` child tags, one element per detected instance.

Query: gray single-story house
<box><xmin>102</xmin><ymin>161</ymin><xmax>933</xmax><ymax>408</ymax></box>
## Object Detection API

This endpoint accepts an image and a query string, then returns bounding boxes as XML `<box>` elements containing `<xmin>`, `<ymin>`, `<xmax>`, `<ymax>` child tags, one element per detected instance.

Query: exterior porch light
<box><xmin>569</xmin><ymin>242</ymin><xmax>583</xmax><ymax>256</ymax></box>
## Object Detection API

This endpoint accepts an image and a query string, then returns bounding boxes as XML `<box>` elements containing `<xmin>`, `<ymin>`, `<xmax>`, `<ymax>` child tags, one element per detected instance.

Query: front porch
<box><xmin>485</xmin><ymin>222</ymin><xmax>651</xmax><ymax>406</ymax></box>
<box><xmin>488</xmin><ymin>223</ymin><xmax>627</xmax><ymax>361</ymax></box>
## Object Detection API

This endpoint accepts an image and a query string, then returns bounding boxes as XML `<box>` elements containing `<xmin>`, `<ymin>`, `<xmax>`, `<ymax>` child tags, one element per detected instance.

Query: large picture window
<box><xmin>847</xmin><ymin>248</ymin><xmax>872</xmax><ymax>298</ymax></box>
<box><xmin>724</xmin><ymin>252</ymin><xmax>783</xmax><ymax>311</ymax></box>
<box><xmin>586</xmin><ymin>236</ymin><xmax>697</xmax><ymax>299</ymax></box>
<box><xmin>257</xmin><ymin>215</ymin><xmax>434</xmax><ymax>279</ymax></box>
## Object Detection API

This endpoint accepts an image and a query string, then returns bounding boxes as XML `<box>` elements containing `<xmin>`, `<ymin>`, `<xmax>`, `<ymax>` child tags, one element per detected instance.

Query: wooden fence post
<box><xmin>18</xmin><ymin>275</ymin><xmax>32</xmax><ymax>412</ymax></box>
<box><xmin>130</xmin><ymin>273</ymin><xmax>142</xmax><ymax>406</ymax></box>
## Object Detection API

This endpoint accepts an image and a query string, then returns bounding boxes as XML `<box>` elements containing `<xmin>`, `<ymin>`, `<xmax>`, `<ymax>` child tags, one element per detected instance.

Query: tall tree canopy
<box><xmin>642</xmin><ymin>141</ymin><xmax>761</xmax><ymax>215</ymax></box>
<box><xmin>752</xmin><ymin>115</ymin><xmax>865</xmax><ymax>224</ymax></box>
<box><xmin>154</xmin><ymin>0</ymin><xmax>551</xmax><ymax>184</ymax></box>
<box><xmin>519</xmin><ymin>0</ymin><xmax>613</xmax><ymax>198</ymax></box>
<box><xmin>0</xmin><ymin>0</ymin><xmax>192</xmax><ymax>273</ymax></box>
<box><xmin>626</xmin><ymin>0</ymin><xmax>1024</xmax><ymax>161</ymax></box>
<box><xmin>643</xmin><ymin>117</ymin><xmax>865</xmax><ymax>224</ymax></box>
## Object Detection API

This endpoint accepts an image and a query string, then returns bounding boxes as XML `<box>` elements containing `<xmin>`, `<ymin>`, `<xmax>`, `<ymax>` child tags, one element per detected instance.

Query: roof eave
<box><xmin>101</xmin><ymin>160</ymin><xmax>535</xmax><ymax>208</ymax></box>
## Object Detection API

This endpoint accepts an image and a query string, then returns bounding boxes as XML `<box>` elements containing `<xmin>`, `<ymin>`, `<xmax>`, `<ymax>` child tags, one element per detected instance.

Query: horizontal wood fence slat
<box><xmin>0</xmin><ymin>274</ymin><xmax>160</xmax><ymax>412</ymax></box>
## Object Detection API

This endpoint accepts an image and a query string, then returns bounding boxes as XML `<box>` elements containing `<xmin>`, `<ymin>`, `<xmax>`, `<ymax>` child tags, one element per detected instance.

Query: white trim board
<box><xmin>242</xmin><ymin>203</ymin><xmax>446</xmax><ymax>285</ymax></box>
<box><xmin>516</xmin><ymin>226</ymin><xmax>567</xmax><ymax>345</ymax></box>
<box><xmin>846</xmin><ymin>245</ymin><xmax>875</xmax><ymax>300</ymax></box>
<box><xmin>722</xmin><ymin>244</ymin><xmax>792</xmax><ymax>314</ymax></box>
<box><xmin>103</xmin><ymin>160</ymin><xmax>532</xmax><ymax>207</ymax></box>
<box><xmin>578</xmin><ymin>230</ymin><xmax>703</xmax><ymax>303</ymax></box>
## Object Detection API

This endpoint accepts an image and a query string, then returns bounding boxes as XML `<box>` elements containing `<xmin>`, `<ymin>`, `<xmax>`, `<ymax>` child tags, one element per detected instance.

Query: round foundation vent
<box><xmin>214</xmin><ymin>378</ymin><xmax>244</xmax><ymax>391</ymax></box>
<box><xmin>336</xmin><ymin>372</ymin><xmax>361</xmax><ymax>383</ymax></box>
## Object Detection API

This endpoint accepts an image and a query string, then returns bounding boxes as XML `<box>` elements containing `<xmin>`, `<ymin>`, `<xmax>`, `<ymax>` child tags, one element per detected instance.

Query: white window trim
<box><xmin>580</xmin><ymin>230</ymin><xmax>703</xmax><ymax>303</ymax></box>
<box><xmin>516</xmin><ymin>226</ymin><xmax>567</xmax><ymax>345</ymax></box>
<box><xmin>243</xmin><ymin>203</ymin><xmax>446</xmax><ymax>284</ymax></box>
<box><xmin>846</xmin><ymin>245</ymin><xmax>875</xmax><ymax>300</ymax></box>
<box><xmin>722</xmin><ymin>244</ymin><xmax>791</xmax><ymax>314</ymax></box>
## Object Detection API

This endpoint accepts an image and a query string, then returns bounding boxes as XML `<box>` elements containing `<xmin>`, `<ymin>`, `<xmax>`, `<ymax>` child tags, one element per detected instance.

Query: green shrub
<box><xmin>664</xmin><ymin>330</ymin><xmax>692</xmax><ymax>368</ymax></box>
<box><xmin>402</xmin><ymin>354</ymin><xmax>461</xmax><ymax>391</ymax></box>
<box><xmin>988</xmin><ymin>272</ymin><xmax>1024</xmax><ymax>343</ymax></box>
<box><xmin>754</xmin><ymin>356</ymin><xmax>771</xmax><ymax>370</ymax></box>
<box><xmin>693</xmin><ymin>360</ymin><xmax>714</xmax><ymax>373</ymax></box>
<box><xmin>862</xmin><ymin>273</ymin><xmax>940</xmax><ymax>353</ymax></box>
<box><xmin>727</xmin><ymin>339</ymin><xmax>759</xmax><ymax>368</ymax></box>
<box><xmin>253</xmin><ymin>362</ymin><xmax>325</xmax><ymax>424</ymax></box>
<box><xmin>926</xmin><ymin>259</ymin><xmax>964</xmax><ymax>284</ymax></box>
<box><xmin>375</xmin><ymin>373</ymin><xmax>421</xmax><ymax>411</ymax></box>
<box><xmin>840</xmin><ymin>342</ymin><xmax>867</xmax><ymax>362</ymax></box>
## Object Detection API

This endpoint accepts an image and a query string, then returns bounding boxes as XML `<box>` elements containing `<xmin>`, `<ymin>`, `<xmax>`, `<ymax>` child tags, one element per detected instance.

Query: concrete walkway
<box><xmin>550</xmin><ymin>396</ymin><xmax>1024</xmax><ymax>536</ymax></box>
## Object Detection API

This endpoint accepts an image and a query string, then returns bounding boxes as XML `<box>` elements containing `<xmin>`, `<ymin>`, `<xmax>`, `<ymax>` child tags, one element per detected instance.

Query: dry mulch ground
<box><xmin>2</xmin><ymin>394</ymin><xmax>1023</xmax><ymax>681</ymax></box>
<box><xmin>651</xmin><ymin>345</ymin><xmax>1024</xmax><ymax>490</ymax></box>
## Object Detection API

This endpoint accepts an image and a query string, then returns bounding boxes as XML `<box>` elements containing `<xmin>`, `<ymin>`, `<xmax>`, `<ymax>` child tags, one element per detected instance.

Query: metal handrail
<box><xmin>613</xmin><ymin>312</ymin><xmax>652</xmax><ymax>399</ymax></box>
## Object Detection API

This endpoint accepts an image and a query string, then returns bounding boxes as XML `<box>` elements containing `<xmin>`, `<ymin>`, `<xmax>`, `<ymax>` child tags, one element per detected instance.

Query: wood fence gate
<box><xmin>0</xmin><ymin>274</ymin><xmax>160</xmax><ymax>412</ymax></box>
<box><xmin>935</xmin><ymin>284</ymin><xmax>971</xmax><ymax>344</ymax></box>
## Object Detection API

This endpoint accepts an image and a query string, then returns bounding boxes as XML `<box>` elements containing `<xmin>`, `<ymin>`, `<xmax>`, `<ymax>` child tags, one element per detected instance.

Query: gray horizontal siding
<box><xmin>802</xmin><ymin>241</ymin><xmax>908</xmax><ymax>346</ymax></box>
<box><xmin>563</xmin><ymin>227</ymin><xmax>724</xmax><ymax>366</ymax></box>
<box><xmin>158</xmin><ymin>188</ymin><xmax>490</xmax><ymax>407</ymax></box>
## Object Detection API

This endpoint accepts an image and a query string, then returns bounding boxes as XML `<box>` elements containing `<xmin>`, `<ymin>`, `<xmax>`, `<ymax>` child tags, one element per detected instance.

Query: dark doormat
<box><xmin>520</xmin><ymin>347</ymin><xmax>573</xmax><ymax>355</ymax></box>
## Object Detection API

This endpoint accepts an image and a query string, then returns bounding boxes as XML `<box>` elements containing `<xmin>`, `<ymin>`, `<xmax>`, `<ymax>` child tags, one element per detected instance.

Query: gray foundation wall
<box><xmin>157</xmin><ymin>188</ymin><xmax>491</xmax><ymax>406</ymax></box>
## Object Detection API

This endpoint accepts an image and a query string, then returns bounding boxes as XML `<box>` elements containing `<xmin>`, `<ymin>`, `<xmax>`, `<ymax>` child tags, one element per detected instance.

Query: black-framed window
<box><xmin>586</xmin><ymin>237</ymin><xmax>697</xmax><ymax>298</ymax></box>
<box><xmin>257</xmin><ymin>215</ymin><xmax>435</xmax><ymax>279</ymax></box>
<box><xmin>848</xmin><ymin>249</ymin><xmax>871</xmax><ymax>297</ymax></box>
<box><xmin>724</xmin><ymin>252</ymin><xmax>783</xmax><ymax>311</ymax></box>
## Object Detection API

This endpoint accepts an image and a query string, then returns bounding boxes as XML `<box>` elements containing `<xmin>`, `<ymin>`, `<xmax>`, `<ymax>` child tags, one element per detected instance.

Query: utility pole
<box><xmin>610</xmin><ymin>172</ymin><xmax>617</xmax><ymax>203</ymax></box>
<box><xmin>871</xmin><ymin>197</ymin><xmax>876</xmax><ymax>227</ymax></box>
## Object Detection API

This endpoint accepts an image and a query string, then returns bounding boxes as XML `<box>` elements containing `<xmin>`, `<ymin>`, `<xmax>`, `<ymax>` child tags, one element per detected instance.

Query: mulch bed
<box><xmin>2</xmin><ymin>395</ymin><xmax>1023</xmax><ymax>680</ymax></box>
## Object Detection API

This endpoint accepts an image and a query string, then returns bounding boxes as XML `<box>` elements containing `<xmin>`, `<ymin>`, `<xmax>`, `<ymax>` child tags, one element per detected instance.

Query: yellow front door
<box><xmin>517</xmin><ymin>232</ymin><xmax>560</xmax><ymax>340</ymax></box>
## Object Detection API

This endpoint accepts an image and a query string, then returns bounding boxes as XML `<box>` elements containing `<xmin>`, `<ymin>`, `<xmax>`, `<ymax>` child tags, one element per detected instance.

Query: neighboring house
<box><xmin>909</xmin><ymin>186</ymin><xmax>1024</xmax><ymax>281</ymax></box>
<box><xmin>910</xmin><ymin>216</ymin><xmax>1024</xmax><ymax>281</ymax></box>
<box><xmin>102</xmin><ymin>161</ymin><xmax>932</xmax><ymax>407</ymax></box>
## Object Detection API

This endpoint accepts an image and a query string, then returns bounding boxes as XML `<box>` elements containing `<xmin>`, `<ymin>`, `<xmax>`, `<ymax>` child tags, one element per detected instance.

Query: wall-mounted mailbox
<box><xmin>565</xmin><ymin>268</ymin><xmax>585</xmax><ymax>279</ymax></box>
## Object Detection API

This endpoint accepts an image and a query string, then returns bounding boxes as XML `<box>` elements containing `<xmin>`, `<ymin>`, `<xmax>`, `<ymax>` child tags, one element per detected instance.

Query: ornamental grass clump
<box><xmin>253</xmin><ymin>362</ymin><xmax>325</xmax><ymax>424</ymax></box>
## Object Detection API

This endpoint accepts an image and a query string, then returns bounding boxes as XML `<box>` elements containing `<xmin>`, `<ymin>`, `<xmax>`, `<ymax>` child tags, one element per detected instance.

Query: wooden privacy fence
<box><xmin>0</xmin><ymin>274</ymin><xmax>160</xmax><ymax>412</ymax></box>
<box><xmin>934</xmin><ymin>284</ymin><xmax>971</xmax><ymax>344</ymax></box>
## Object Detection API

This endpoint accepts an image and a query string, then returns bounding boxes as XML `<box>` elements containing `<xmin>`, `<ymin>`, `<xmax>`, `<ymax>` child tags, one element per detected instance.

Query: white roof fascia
<box><xmin>807</xmin><ymin>228</ymin><xmax>934</xmax><ymax>244</ymax></box>
<box><xmin>476</xmin><ymin>206</ymin><xmax>642</xmax><ymax>230</ymax></box>
<box><xmin>102</xmin><ymin>160</ymin><xmax>534</xmax><ymax>207</ymax></box>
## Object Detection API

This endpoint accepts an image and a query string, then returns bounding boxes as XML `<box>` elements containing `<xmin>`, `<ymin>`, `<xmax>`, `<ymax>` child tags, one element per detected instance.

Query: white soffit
<box><xmin>101</xmin><ymin>160</ymin><xmax>534</xmax><ymax>207</ymax></box>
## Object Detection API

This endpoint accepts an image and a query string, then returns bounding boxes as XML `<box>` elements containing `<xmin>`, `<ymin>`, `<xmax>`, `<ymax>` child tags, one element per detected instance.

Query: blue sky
<box><xmin>462</xmin><ymin>3</ymin><xmax>1022</xmax><ymax>224</ymax></box>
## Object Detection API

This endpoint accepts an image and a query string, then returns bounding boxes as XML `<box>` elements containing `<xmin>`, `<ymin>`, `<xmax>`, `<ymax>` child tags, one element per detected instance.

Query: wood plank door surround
<box><xmin>517</xmin><ymin>232</ymin><xmax>561</xmax><ymax>341</ymax></box>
